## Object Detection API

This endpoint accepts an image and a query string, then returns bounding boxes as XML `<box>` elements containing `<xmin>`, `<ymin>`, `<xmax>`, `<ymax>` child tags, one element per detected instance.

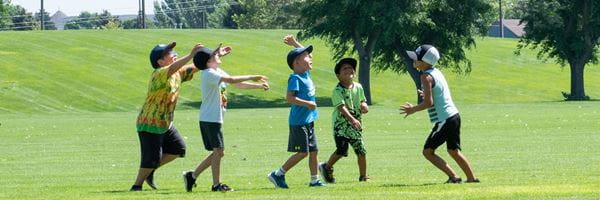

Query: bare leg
<box><xmin>281</xmin><ymin>152</ymin><xmax>308</xmax><ymax>172</ymax></box>
<box><xmin>308</xmin><ymin>151</ymin><xmax>319</xmax><ymax>176</ymax></box>
<box><xmin>133</xmin><ymin>168</ymin><xmax>154</xmax><ymax>186</ymax></box>
<box><xmin>422</xmin><ymin>148</ymin><xmax>458</xmax><ymax>178</ymax></box>
<box><xmin>193</xmin><ymin>152</ymin><xmax>215</xmax><ymax>178</ymax></box>
<box><xmin>325</xmin><ymin>152</ymin><xmax>343</xmax><ymax>169</ymax></box>
<box><xmin>210</xmin><ymin>148</ymin><xmax>225</xmax><ymax>185</ymax></box>
<box><xmin>357</xmin><ymin>155</ymin><xmax>367</xmax><ymax>177</ymax></box>
<box><xmin>134</xmin><ymin>153</ymin><xmax>180</xmax><ymax>186</ymax></box>
<box><xmin>447</xmin><ymin>149</ymin><xmax>476</xmax><ymax>181</ymax></box>
<box><xmin>158</xmin><ymin>154</ymin><xmax>179</xmax><ymax>166</ymax></box>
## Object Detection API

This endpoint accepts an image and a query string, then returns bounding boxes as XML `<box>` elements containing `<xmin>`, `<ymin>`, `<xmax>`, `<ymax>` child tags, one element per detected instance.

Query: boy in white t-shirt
<box><xmin>182</xmin><ymin>44</ymin><xmax>270</xmax><ymax>192</ymax></box>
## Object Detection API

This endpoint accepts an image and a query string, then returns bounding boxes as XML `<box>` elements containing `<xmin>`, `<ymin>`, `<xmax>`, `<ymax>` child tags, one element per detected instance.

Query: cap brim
<box><xmin>299</xmin><ymin>45</ymin><xmax>313</xmax><ymax>55</ymax></box>
<box><xmin>166</xmin><ymin>42</ymin><xmax>176</xmax><ymax>51</ymax></box>
<box><xmin>406</xmin><ymin>51</ymin><xmax>418</xmax><ymax>61</ymax></box>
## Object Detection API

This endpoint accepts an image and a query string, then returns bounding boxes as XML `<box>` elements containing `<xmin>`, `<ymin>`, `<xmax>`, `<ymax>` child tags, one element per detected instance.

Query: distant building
<box><xmin>488</xmin><ymin>19</ymin><xmax>525</xmax><ymax>38</ymax></box>
<box><xmin>49</xmin><ymin>11</ymin><xmax>155</xmax><ymax>30</ymax></box>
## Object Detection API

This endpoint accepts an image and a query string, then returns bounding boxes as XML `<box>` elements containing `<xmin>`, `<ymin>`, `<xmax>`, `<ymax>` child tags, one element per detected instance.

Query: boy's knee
<box><xmin>296</xmin><ymin>152</ymin><xmax>308</xmax><ymax>158</ymax></box>
<box><xmin>447</xmin><ymin>149</ymin><xmax>460</xmax><ymax>157</ymax></box>
<box><xmin>213</xmin><ymin>148</ymin><xmax>225</xmax><ymax>157</ymax></box>
<box><xmin>422</xmin><ymin>149</ymin><xmax>435</xmax><ymax>157</ymax></box>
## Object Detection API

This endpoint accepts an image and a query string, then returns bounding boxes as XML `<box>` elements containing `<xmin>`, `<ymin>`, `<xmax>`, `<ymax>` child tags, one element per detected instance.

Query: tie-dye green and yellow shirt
<box><xmin>136</xmin><ymin>66</ymin><xmax>197</xmax><ymax>134</ymax></box>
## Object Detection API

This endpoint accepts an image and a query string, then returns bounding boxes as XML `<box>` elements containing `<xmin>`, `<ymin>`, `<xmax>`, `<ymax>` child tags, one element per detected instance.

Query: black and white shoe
<box><xmin>445</xmin><ymin>177</ymin><xmax>462</xmax><ymax>184</ymax></box>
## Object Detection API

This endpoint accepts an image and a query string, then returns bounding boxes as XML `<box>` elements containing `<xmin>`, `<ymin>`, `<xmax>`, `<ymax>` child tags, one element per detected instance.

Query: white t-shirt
<box><xmin>199</xmin><ymin>67</ymin><xmax>229</xmax><ymax>123</ymax></box>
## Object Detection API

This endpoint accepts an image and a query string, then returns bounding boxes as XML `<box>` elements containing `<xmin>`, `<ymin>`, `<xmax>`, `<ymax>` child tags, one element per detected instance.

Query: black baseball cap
<box><xmin>334</xmin><ymin>58</ymin><xmax>357</xmax><ymax>74</ymax></box>
<box><xmin>149</xmin><ymin>42</ymin><xmax>176</xmax><ymax>68</ymax></box>
<box><xmin>286</xmin><ymin>45</ymin><xmax>313</xmax><ymax>69</ymax></box>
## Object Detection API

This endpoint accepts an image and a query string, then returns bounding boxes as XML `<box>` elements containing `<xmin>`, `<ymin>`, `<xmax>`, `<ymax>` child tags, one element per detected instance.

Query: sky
<box><xmin>10</xmin><ymin>0</ymin><xmax>155</xmax><ymax>16</ymax></box>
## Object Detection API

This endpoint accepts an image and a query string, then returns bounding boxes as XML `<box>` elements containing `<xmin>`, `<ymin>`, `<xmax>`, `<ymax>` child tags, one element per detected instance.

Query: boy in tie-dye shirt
<box><xmin>130</xmin><ymin>41</ymin><xmax>204</xmax><ymax>191</ymax></box>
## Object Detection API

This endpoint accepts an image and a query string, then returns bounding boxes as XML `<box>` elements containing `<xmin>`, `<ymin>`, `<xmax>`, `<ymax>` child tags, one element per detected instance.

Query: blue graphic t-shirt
<box><xmin>287</xmin><ymin>71</ymin><xmax>318</xmax><ymax>125</ymax></box>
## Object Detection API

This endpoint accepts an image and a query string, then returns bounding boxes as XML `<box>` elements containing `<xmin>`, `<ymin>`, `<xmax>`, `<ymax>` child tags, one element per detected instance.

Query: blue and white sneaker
<box><xmin>308</xmin><ymin>180</ymin><xmax>326</xmax><ymax>187</ymax></box>
<box><xmin>267</xmin><ymin>171</ymin><xmax>289</xmax><ymax>189</ymax></box>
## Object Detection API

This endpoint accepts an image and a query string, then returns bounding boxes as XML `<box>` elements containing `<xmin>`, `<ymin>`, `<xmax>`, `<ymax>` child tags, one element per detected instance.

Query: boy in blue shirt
<box><xmin>267</xmin><ymin>35</ymin><xmax>325</xmax><ymax>188</ymax></box>
<box><xmin>401</xmin><ymin>45</ymin><xmax>479</xmax><ymax>184</ymax></box>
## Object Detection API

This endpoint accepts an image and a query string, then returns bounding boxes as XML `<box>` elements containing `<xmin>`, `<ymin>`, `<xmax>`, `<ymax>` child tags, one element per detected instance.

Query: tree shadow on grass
<box><xmin>180</xmin><ymin>94</ymin><xmax>332</xmax><ymax>109</ymax></box>
<box><xmin>381</xmin><ymin>183</ymin><xmax>441</xmax><ymax>188</ymax></box>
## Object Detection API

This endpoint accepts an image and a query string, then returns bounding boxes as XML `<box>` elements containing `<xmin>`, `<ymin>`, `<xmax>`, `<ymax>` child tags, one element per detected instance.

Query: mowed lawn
<box><xmin>1</xmin><ymin>103</ymin><xmax>599</xmax><ymax>199</ymax></box>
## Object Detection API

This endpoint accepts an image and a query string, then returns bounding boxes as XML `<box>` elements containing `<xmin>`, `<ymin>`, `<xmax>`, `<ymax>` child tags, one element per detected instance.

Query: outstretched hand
<box><xmin>216</xmin><ymin>46</ymin><xmax>232</xmax><ymax>57</ymax></box>
<box><xmin>399</xmin><ymin>102</ymin><xmax>415</xmax><ymax>118</ymax></box>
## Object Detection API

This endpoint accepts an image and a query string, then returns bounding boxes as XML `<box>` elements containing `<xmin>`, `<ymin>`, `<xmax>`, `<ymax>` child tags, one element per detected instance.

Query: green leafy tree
<box><xmin>0</xmin><ymin>0</ymin><xmax>13</xmax><ymax>29</ymax></box>
<box><xmin>6</xmin><ymin>4</ymin><xmax>36</xmax><ymax>30</ymax></box>
<box><xmin>154</xmin><ymin>0</ymin><xmax>221</xmax><ymax>28</ymax></box>
<box><xmin>122</xmin><ymin>18</ymin><xmax>156</xmax><ymax>29</ymax></box>
<box><xmin>233</xmin><ymin>0</ymin><xmax>303</xmax><ymax>29</ymax></box>
<box><xmin>64</xmin><ymin>11</ymin><xmax>118</xmax><ymax>30</ymax></box>
<box><xmin>517</xmin><ymin>0</ymin><xmax>600</xmax><ymax>100</ymax></box>
<box><xmin>299</xmin><ymin>0</ymin><xmax>494</xmax><ymax>104</ymax></box>
<box><xmin>207</xmin><ymin>0</ymin><xmax>240</xmax><ymax>28</ymax></box>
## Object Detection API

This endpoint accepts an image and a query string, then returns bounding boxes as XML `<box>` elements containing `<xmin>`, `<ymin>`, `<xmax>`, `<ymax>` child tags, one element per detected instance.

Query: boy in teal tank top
<box><xmin>401</xmin><ymin>45</ymin><xmax>479</xmax><ymax>184</ymax></box>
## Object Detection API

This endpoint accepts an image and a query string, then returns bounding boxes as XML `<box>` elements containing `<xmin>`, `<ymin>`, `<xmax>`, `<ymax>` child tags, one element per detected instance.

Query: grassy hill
<box><xmin>1</xmin><ymin>29</ymin><xmax>600</xmax><ymax>114</ymax></box>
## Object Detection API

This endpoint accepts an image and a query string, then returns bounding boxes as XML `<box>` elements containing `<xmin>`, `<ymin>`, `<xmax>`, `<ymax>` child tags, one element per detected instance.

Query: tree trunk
<box><xmin>403</xmin><ymin>54</ymin><xmax>423</xmax><ymax>104</ymax></box>
<box><xmin>358</xmin><ymin>54</ymin><xmax>372</xmax><ymax>105</ymax></box>
<box><xmin>352</xmin><ymin>29</ymin><xmax>380</xmax><ymax>105</ymax></box>
<box><xmin>567</xmin><ymin>61</ymin><xmax>587</xmax><ymax>100</ymax></box>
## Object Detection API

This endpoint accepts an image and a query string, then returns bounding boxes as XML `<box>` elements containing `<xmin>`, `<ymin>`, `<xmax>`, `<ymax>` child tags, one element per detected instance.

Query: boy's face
<box><xmin>157</xmin><ymin>51</ymin><xmax>177</xmax><ymax>67</ymax></box>
<box><xmin>413</xmin><ymin>60</ymin><xmax>431</xmax><ymax>71</ymax></box>
<box><xmin>336</xmin><ymin>64</ymin><xmax>355</xmax><ymax>82</ymax></box>
<box><xmin>293</xmin><ymin>52</ymin><xmax>313</xmax><ymax>72</ymax></box>
<box><xmin>207</xmin><ymin>53</ymin><xmax>222</xmax><ymax>68</ymax></box>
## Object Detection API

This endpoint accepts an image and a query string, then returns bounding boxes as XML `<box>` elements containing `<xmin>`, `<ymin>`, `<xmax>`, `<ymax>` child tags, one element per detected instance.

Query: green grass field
<box><xmin>1</xmin><ymin>104</ymin><xmax>599</xmax><ymax>199</ymax></box>
<box><xmin>1</xmin><ymin>29</ymin><xmax>600</xmax><ymax>199</ymax></box>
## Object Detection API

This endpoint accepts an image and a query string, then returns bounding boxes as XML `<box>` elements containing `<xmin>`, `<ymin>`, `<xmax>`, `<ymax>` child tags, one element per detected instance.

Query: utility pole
<box><xmin>138</xmin><ymin>0</ymin><xmax>146</xmax><ymax>29</ymax></box>
<box><xmin>499</xmin><ymin>0</ymin><xmax>504</xmax><ymax>38</ymax></box>
<box><xmin>141</xmin><ymin>0</ymin><xmax>146</xmax><ymax>29</ymax></box>
<box><xmin>40</xmin><ymin>0</ymin><xmax>44</xmax><ymax>30</ymax></box>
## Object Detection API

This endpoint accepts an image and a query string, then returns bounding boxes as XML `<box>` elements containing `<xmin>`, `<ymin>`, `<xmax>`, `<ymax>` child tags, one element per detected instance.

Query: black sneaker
<box><xmin>445</xmin><ymin>177</ymin><xmax>462</xmax><ymax>184</ymax></box>
<box><xmin>182</xmin><ymin>171</ymin><xmax>197</xmax><ymax>192</ymax></box>
<box><xmin>318</xmin><ymin>162</ymin><xmax>335</xmax><ymax>183</ymax></box>
<box><xmin>129</xmin><ymin>185</ymin><xmax>142</xmax><ymax>191</ymax></box>
<box><xmin>211</xmin><ymin>183</ymin><xmax>233</xmax><ymax>192</ymax></box>
<box><xmin>358</xmin><ymin>175</ymin><xmax>370</xmax><ymax>182</ymax></box>
<box><xmin>146</xmin><ymin>170</ymin><xmax>157</xmax><ymax>189</ymax></box>
<box><xmin>466</xmin><ymin>178</ymin><xmax>480</xmax><ymax>183</ymax></box>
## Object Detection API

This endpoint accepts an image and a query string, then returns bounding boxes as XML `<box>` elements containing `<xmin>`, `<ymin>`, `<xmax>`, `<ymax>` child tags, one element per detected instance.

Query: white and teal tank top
<box><xmin>423</xmin><ymin>68</ymin><xmax>459</xmax><ymax>123</ymax></box>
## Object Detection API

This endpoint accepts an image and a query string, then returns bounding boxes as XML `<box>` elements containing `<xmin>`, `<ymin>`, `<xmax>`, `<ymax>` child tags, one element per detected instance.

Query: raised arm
<box><xmin>283</xmin><ymin>35</ymin><xmax>303</xmax><ymax>48</ymax></box>
<box><xmin>167</xmin><ymin>43</ymin><xmax>204</xmax><ymax>77</ymax></box>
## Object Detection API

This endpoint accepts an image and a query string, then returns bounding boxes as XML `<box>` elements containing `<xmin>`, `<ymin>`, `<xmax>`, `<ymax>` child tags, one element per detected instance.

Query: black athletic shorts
<box><xmin>424</xmin><ymin>114</ymin><xmax>462</xmax><ymax>150</ymax></box>
<box><xmin>199</xmin><ymin>121</ymin><xmax>224</xmax><ymax>151</ymax></box>
<box><xmin>334</xmin><ymin>135</ymin><xmax>366</xmax><ymax>157</ymax></box>
<box><xmin>138</xmin><ymin>126</ymin><xmax>186</xmax><ymax>168</ymax></box>
<box><xmin>288</xmin><ymin>122</ymin><xmax>318</xmax><ymax>152</ymax></box>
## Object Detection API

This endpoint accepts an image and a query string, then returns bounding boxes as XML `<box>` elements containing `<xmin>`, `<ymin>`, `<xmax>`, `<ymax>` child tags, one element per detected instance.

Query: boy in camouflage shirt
<box><xmin>319</xmin><ymin>58</ymin><xmax>370</xmax><ymax>183</ymax></box>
